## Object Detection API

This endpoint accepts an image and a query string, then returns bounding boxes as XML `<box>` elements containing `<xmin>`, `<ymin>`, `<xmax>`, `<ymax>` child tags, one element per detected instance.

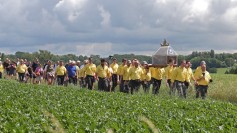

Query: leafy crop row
<box><xmin>0</xmin><ymin>80</ymin><xmax>237</xmax><ymax>132</ymax></box>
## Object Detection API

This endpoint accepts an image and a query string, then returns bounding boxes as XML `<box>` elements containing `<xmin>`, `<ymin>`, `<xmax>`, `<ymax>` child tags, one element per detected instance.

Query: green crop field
<box><xmin>0</xmin><ymin>74</ymin><xmax>237</xmax><ymax>132</ymax></box>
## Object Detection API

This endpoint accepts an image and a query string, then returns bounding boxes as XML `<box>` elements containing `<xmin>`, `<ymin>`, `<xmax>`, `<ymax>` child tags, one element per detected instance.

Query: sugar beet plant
<box><xmin>0</xmin><ymin>80</ymin><xmax>237</xmax><ymax>132</ymax></box>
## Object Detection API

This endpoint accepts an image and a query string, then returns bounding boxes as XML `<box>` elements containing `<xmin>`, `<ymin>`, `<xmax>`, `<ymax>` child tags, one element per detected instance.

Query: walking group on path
<box><xmin>0</xmin><ymin>57</ymin><xmax>212</xmax><ymax>99</ymax></box>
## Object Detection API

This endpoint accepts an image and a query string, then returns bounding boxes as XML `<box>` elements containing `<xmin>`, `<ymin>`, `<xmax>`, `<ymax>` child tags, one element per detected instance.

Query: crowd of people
<box><xmin>0</xmin><ymin>57</ymin><xmax>212</xmax><ymax>99</ymax></box>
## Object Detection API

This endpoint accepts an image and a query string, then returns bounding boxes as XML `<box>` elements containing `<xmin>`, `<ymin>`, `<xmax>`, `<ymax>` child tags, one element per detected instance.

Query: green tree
<box><xmin>210</xmin><ymin>49</ymin><xmax>215</xmax><ymax>58</ymax></box>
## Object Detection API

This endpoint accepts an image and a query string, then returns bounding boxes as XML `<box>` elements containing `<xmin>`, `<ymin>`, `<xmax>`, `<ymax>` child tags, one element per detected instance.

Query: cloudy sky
<box><xmin>1</xmin><ymin>0</ymin><xmax>237</xmax><ymax>56</ymax></box>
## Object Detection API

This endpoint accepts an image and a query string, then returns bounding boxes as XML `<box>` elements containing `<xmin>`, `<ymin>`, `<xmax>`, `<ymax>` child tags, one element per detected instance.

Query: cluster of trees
<box><xmin>1</xmin><ymin>50</ymin><xmax>236</xmax><ymax>74</ymax></box>
<box><xmin>178</xmin><ymin>50</ymin><xmax>237</xmax><ymax>73</ymax></box>
<box><xmin>0</xmin><ymin>50</ymin><xmax>151</xmax><ymax>66</ymax></box>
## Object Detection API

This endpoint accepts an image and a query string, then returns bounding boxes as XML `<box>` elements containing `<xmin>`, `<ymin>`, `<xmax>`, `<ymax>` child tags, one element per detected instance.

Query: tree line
<box><xmin>1</xmin><ymin>49</ymin><xmax>237</xmax><ymax>73</ymax></box>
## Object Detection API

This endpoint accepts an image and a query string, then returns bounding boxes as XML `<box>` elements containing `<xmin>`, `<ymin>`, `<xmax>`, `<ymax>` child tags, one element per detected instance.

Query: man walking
<box><xmin>194</xmin><ymin>61</ymin><xmax>212</xmax><ymax>99</ymax></box>
<box><xmin>171</xmin><ymin>60</ymin><xmax>189</xmax><ymax>98</ymax></box>
<box><xmin>110</xmin><ymin>58</ymin><xmax>119</xmax><ymax>92</ymax></box>
<box><xmin>96</xmin><ymin>59</ymin><xmax>110</xmax><ymax>91</ymax></box>
<box><xmin>84</xmin><ymin>57</ymin><xmax>96</xmax><ymax>90</ymax></box>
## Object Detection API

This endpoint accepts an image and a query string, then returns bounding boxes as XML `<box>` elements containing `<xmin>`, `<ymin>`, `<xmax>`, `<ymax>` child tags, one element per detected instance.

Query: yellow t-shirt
<box><xmin>110</xmin><ymin>63</ymin><xmax>119</xmax><ymax>74</ymax></box>
<box><xmin>96</xmin><ymin>65</ymin><xmax>110</xmax><ymax>78</ymax></box>
<box><xmin>56</xmin><ymin>66</ymin><xmax>67</xmax><ymax>76</ymax></box>
<box><xmin>150</xmin><ymin>67</ymin><xmax>165</xmax><ymax>80</ymax></box>
<box><xmin>76</xmin><ymin>66</ymin><xmax>80</xmax><ymax>77</ymax></box>
<box><xmin>122</xmin><ymin>65</ymin><xmax>132</xmax><ymax>81</ymax></box>
<box><xmin>17</xmin><ymin>64</ymin><xmax>27</xmax><ymax>73</ymax></box>
<box><xmin>117</xmin><ymin>64</ymin><xmax>127</xmax><ymax>76</ymax></box>
<box><xmin>194</xmin><ymin>66</ymin><xmax>202</xmax><ymax>80</ymax></box>
<box><xmin>195</xmin><ymin>71</ymin><xmax>212</xmax><ymax>86</ymax></box>
<box><xmin>78</xmin><ymin>66</ymin><xmax>85</xmax><ymax>78</ymax></box>
<box><xmin>0</xmin><ymin>64</ymin><xmax>4</xmax><ymax>73</ymax></box>
<box><xmin>145</xmin><ymin>72</ymin><xmax>151</xmax><ymax>81</ymax></box>
<box><xmin>171</xmin><ymin>67</ymin><xmax>188</xmax><ymax>83</ymax></box>
<box><xmin>84</xmin><ymin>63</ymin><xmax>96</xmax><ymax>76</ymax></box>
<box><xmin>186</xmin><ymin>67</ymin><xmax>194</xmax><ymax>83</ymax></box>
<box><xmin>165</xmin><ymin>65</ymin><xmax>175</xmax><ymax>80</ymax></box>
<box><xmin>128</xmin><ymin>66</ymin><xmax>143</xmax><ymax>80</ymax></box>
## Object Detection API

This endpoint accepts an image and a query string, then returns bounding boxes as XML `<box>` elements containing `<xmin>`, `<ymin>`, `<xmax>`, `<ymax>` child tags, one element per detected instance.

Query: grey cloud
<box><xmin>0</xmin><ymin>0</ymin><xmax>237</xmax><ymax>56</ymax></box>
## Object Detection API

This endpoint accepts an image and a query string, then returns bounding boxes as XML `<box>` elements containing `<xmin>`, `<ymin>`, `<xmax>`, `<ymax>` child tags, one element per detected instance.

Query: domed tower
<box><xmin>152</xmin><ymin>39</ymin><xmax>178</xmax><ymax>66</ymax></box>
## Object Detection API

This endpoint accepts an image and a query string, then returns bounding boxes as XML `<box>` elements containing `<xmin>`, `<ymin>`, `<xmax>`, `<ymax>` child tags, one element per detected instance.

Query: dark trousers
<box><xmin>124</xmin><ymin>80</ymin><xmax>130</xmax><ymax>93</ymax></box>
<box><xmin>111</xmin><ymin>74</ymin><xmax>118</xmax><ymax>91</ymax></box>
<box><xmin>119</xmin><ymin>79</ymin><xmax>125</xmax><ymax>92</ymax></box>
<box><xmin>79</xmin><ymin>77</ymin><xmax>86</xmax><ymax>88</ymax></box>
<box><xmin>57</xmin><ymin>75</ymin><xmax>65</xmax><ymax>86</ymax></box>
<box><xmin>196</xmin><ymin>85</ymin><xmax>208</xmax><ymax>99</ymax></box>
<box><xmin>98</xmin><ymin>77</ymin><xmax>108</xmax><ymax>91</ymax></box>
<box><xmin>142</xmin><ymin>81</ymin><xmax>150</xmax><ymax>93</ymax></box>
<box><xmin>0</xmin><ymin>72</ymin><xmax>2</xmax><ymax>79</ymax></box>
<box><xmin>18</xmin><ymin>73</ymin><xmax>25</xmax><ymax>82</ymax></box>
<box><xmin>69</xmin><ymin>76</ymin><xmax>77</xmax><ymax>85</ymax></box>
<box><xmin>152</xmin><ymin>78</ymin><xmax>162</xmax><ymax>94</ymax></box>
<box><xmin>130</xmin><ymin>80</ymin><xmax>141</xmax><ymax>94</ymax></box>
<box><xmin>86</xmin><ymin>75</ymin><xmax>95</xmax><ymax>90</ymax></box>
<box><xmin>175</xmin><ymin>81</ymin><xmax>187</xmax><ymax>98</ymax></box>
<box><xmin>167</xmin><ymin>79</ymin><xmax>174</xmax><ymax>95</ymax></box>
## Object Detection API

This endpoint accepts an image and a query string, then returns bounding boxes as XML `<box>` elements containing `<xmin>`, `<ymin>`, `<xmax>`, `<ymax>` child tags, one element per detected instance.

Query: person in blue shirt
<box><xmin>67</xmin><ymin>61</ymin><xmax>78</xmax><ymax>85</ymax></box>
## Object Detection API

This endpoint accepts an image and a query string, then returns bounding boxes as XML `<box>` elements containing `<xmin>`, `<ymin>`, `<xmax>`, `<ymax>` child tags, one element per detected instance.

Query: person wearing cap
<box><xmin>165</xmin><ymin>58</ymin><xmax>176</xmax><ymax>95</ymax></box>
<box><xmin>128</xmin><ymin>59</ymin><xmax>143</xmax><ymax>94</ymax></box>
<box><xmin>0</xmin><ymin>61</ymin><xmax>4</xmax><ymax>79</ymax></box>
<box><xmin>117</xmin><ymin>58</ymin><xmax>127</xmax><ymax>92</ymax></box>
<box><xmin>194</xmin><ymin>61</ymin><xmax>212</xmax><ymax>99</ymax></box>
<box><xmin>84</xmin><ymin>57</ymin><xmax>96</xmax><ymax>90</ymax></box>
<box><xmin>67</xmin><ymin>60</ymin><xmax>78</xmax><ymax>85</ymax></box>
<box><xmin>16</xmin><ymin>59</ymin><xmax>28</xmax><ymax>82</ymax></box>
<box><xmin>110</xmin><ymin>58</ymin><xmax>119</xmax><ymax>92</ymax></box>
<box><xmin>141</xmin><ymin>61</ymin><xmax>151</xmax><ymax>93</ymax></box>
<box><xmin>150</xmin><ymin>64</ymin><xmax>165</xmax><ymax>95</ymax></box>
<box><xmin>121</xmin><ymin>60</ymin><xmax>132</xmax><ymax>93</ymax></box>
<box><xmin>96</xmin><ymin>59</ymin><xmax>110</xmax><ymax>91</ymax></box>
<box><xmin>194</xmin><ymin>61</ymin><xmax>206</xmax><ymax>97</ymax></box>
<box><xmin>171</xmin><ymin>60</ymin><xmax>189</xmax><ymax>98</ymax></box>
<box><xmin>55</xmin><ymin>60</ymin><xmax>67</xmax><ymax>86</ymax></box>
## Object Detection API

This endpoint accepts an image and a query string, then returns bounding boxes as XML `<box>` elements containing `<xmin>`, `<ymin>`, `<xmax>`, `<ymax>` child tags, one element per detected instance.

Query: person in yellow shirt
<box><xmin>171</xmin><ymin>60</ymin><xmax>189</xmax><ymax>98</ymax></box>
<box><xmin>165</xmin><ymin>58</ymin><xmax>175</xmax><ymax>94</ymax></box>
<box><xmin>0</xmin><ymin>61</ymin><xmax>4</xmax><ymax>79</ymax></box>
<box><xmin>121</xmin><ymin>60</ymin><xmax>132</xmax><ymax>93</ymax></box>
<box><xmin>194</xmin><ymin>61</ymin><xmax>207</xmax><ymax>97</ymax></box>
<box><xmin>128</xmin><ymin>59</ymin><xmax>143</xmax><ymax>94</ymax></box>
<box><xmin>117</xmin><ymin>58</ymin><xmax>127</xmax><ymax>92</ymax></box>
<box><xmin>194</xmin><ymin>61</ymin><xmax>212</xmax><ymax>99</ymax></box>
<box><xmin>55</xmin><ymin>60</ymin><xmax>67</xmax><ymax>86</ymax></box>
<box><xmin>78</xmin><ymin>60</ymin><xmax>88</xmax><ymax>88</ymax></box>
<box><xmin>141</xmin><ymin>61</ymin><xmax>151</xmax><ymax>93</ymax></box>
<box><xmin>110</xmin><ymin>58</ymin><xmax>119</xmax><ymax>92</ymax></box>
<box><xmin>16</xmin><ymin>59</ymin><xmax>28</xmax><ymax>82</ymax></box>
<box><xmin>84</xmin><ymin>57</ymin><xmax>96</xmax><ymax>90</ymax></box>
<box><xmin>150</xmin><ymin>66</ymin><xmax>165</xmax><ymax>95</ymax></box>
<box><xmin>105</xmin><ymin>61</ymin><xmax>113</xmax><ymax>92</ymax></box>
<box><xmin>96</xmin><ymin>59</ymin><xmax>110</xmax><ymax>91</ymax></box>
<box><xmin>185</xmin><ymin>60</ymin><xmax>196</xmax><ymax>89</ymax></box>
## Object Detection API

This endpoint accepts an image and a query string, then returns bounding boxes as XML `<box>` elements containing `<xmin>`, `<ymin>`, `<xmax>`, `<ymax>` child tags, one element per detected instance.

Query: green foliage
<box><xmin>0</xmin><ymin>80</ymin><xmax>237</xmax><ymax>132</ymax></box>
<box><xmin>225</xmin><ymin>64</ymin><xmax>237</xmax><ymax>74</ymax></box>
<box><xmin>208</xmin><ymin>68</ymin><xmax>217</xmax><ymax>73</ymax></box>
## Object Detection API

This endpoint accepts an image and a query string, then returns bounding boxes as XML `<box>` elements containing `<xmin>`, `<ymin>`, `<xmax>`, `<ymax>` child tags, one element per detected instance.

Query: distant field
<box><xmin>0</xmin><ymin>80</ymin><xmax>237</xmax><ymax>132</ymax></box>
<box><xmin>217</xmin><ymin>68</ymin><xmax>228</xmax><ymax>74</ymax></box>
